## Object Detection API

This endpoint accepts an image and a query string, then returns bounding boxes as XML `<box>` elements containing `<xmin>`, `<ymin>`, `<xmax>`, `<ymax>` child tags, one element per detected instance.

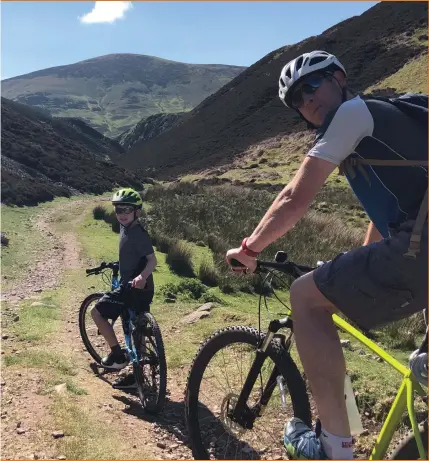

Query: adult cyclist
<box><xmin>226</xmin><ymin>50</ymin><xmax>428</xmax><ymax>460</ymax></box>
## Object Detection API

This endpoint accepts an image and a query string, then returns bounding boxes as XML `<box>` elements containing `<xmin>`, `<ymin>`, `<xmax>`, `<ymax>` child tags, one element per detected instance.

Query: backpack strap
<box><xmin>338</xmin><ymin>157</ymin><xmax>429</xmax><ymax>177</ymax></box>
<box><xmin>338</xmin><ymin>157</ymin><xmax>428</xmax><ymax>259</ymax></box>
<box><xmin>404</xmin><ymin>188</ymin><xmax>428</xmax><ymax>259</ymax></box>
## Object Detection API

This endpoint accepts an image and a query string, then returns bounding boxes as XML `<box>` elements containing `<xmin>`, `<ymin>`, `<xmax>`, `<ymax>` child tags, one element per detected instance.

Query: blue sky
<box><xmin>1</xmin><ymin>1</ymin><xmax>377</xmax><ymax>79</ymax></box>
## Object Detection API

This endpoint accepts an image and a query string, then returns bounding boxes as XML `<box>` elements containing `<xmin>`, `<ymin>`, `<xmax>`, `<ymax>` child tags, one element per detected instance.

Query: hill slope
<box><xmin>1</xmin><ymin>97</ymin><xmax>141</xmax><ymax>206</ymax></box>
<box><xmin>118</xmin><ymin>2</ymin><xmax>428</xmax><ymax>179</ymax></box>
<box><xmin>1</xmin><ymin>54</ymin><xmax>245</xmax><ymax>138</ymax></box>
<box><xmin>116</xmin><ymin>112</ymin><xmax>186</xmax><ymax>151</ymax></box>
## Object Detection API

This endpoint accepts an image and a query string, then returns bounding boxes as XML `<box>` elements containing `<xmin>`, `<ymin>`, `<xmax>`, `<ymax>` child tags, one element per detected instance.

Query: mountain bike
<box><xmin>184</xmin><ymin>251</ymin><xmax>428</xmax><ymax>460</ymax></box>
<box><xmin>78</xmin><ymin>261</ymin><xmax>167</xmax><ymax>414</ymax></box>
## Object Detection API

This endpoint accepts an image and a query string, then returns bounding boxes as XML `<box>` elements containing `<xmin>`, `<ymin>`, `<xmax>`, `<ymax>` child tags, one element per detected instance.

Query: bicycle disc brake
<box><xmin>220</xmin><ymin>393</ymin><xmax>249</xmax><ymax>437</ymax></box>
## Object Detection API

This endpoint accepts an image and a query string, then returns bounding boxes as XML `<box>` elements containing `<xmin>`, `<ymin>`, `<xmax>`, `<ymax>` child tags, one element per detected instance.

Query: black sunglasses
<box><xmin>115</xmin><ymin>205</ymin><xmax>135</xmax><ymax>215</ymax></box>
<box><xmin>291</xmin><ymin>73</ymin><xmax>328</xmax><ymax>109</ymax></box>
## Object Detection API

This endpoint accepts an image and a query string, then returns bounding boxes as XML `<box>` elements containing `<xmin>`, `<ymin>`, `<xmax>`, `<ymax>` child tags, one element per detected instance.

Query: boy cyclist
<box><xmin>91</xmin><ymin>188</ymin><xmax>157</xmax><ymax>390</ymax></box>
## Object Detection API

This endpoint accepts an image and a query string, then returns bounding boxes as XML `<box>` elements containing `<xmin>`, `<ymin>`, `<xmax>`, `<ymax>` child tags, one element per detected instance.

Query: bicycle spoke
<box><xmin>203</xmin><ymin>364</ymin><xmax>233</xmax><ymax>395</ymax></box>
<box><xmin>220</xmin><ymin>348</ymin><xmax>233</xmax><ymax>390</ymax></box>
<box><xmin>199</xmin><ymin>347</ymin><xmax>288</xmax><ymax>459</ymax></box>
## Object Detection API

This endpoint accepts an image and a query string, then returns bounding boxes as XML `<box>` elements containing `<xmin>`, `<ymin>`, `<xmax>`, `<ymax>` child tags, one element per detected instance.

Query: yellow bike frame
<box><xmin>333</xmin><ymin>314</ymin><xmax>428</xmax><ymax>460</ymax></box>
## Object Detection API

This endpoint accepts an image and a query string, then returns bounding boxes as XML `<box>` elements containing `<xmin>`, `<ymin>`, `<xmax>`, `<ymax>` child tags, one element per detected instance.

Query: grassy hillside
<box><xmin>116</xmin><ymin>112</ymin><xmax>186</xmax><ymax>151</ymax></box>
<box><xmin>1</xmin><ymin>54</ymin><xmax>245</xmax><ymax>138</ymax></box>
<box><xmin>365</xmin><ymin>50</ymin><xmax>428</xmax><ymax>96</ymax></box>
<box><xmin>2</xmin><ymin>193</ymin><xmax>426</xmax><ymax>459</ymax></box>
<box><xmin>118</xmin><ymin>2</ymin><xmax>428</xmax><ymax>180</ymax></box>
<box><xmin>1</xmin><ymin>97</ymin><xmax>141</xmax><ymax>206</ymax></box>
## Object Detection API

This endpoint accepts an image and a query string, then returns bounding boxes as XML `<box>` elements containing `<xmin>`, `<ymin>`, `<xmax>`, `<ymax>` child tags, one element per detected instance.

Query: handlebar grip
<box><xmin>86</xmin><ymin>261</ymin><xmax>109</xmax><ymax>275</ymax></box>
<box><xmin>231</xmin><ymin>259</ymin><xmax>246</xmax><ymax>268</ymax></box>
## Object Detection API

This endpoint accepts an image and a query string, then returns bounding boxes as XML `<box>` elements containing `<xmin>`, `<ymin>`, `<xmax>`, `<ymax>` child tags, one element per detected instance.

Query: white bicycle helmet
<box><xmin>279</xmin><ymin>50</ymin><xmax>346</xmax><ymax>108</ymax></box>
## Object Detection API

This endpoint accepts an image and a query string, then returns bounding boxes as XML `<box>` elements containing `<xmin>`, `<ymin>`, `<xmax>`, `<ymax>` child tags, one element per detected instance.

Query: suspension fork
<box><xmin>120</xmin><ymin>309</ymin><xmax>139</xmax><ymax>364</ymax></box>
<box><xmin>231</xmin><ymin>318</ymin><xmax>294</xmax><ymax>428</ymax></box>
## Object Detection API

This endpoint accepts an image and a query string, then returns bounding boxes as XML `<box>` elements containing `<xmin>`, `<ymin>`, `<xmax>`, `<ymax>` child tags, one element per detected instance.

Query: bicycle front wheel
<box><xmin>184</xmin><ymin>325</ymin><xmax>311</xmax><ymax>460</ymax></box>
<box><xmin>78</xmin><ymin>292</ymin><xmax>124</xmax><ymax>364</ymax></box>
<box><xmin>133</xmin><ymin>311</ymin><xmax>167</xmax><ymax>414</ymax></box>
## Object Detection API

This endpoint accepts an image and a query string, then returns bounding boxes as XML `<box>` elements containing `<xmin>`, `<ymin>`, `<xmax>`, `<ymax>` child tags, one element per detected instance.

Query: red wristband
<box><xmin>241</xmin><ymin>237</ymin><xmax>260</xmax><ymax>257</ymax></box>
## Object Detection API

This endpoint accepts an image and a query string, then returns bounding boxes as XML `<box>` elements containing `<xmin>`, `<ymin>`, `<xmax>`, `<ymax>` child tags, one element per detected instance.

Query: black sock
<box><xmin>111</xmin><ymin>344</ymin><xmax>122</xmax><ymax>357</ymax></box>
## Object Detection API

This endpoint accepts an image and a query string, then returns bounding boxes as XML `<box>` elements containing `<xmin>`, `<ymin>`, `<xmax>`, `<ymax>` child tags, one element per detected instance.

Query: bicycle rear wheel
<box><xmin>185</xmin><ymin>325</ymin><xmax>311</xmax><ymax>460</ymax></box>
<box><xmin>388</xmin><ymin>420</ymin><xmax>428</xmax><ymax>460</ymax></box>
<box><xmin>133</xmin><ymin>311</ymin><xmax>167</xmax><ymax>414</ymax></box>
<box><xmin>79</xmin><ymin>292</ymin><xmax>125</xmax><ymax>364</ymax></box>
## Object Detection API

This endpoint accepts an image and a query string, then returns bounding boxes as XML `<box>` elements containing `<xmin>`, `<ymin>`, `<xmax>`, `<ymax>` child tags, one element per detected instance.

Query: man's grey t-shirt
<box><xmin>119</xmin><ymin>220</ymin><xmax>155</xmax><ymax>290</ymax></box>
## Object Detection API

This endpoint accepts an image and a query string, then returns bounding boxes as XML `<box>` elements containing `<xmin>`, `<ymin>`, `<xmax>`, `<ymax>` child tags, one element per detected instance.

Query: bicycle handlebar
<box><xmin>85</xmin><ymin>261</ymin><xmax>119</xmax><ymax>276</ymax></box>
<box><xmin>230</xmin><ymin>255</ymin><xmax>316</xmax><ymax>278</ymax></box>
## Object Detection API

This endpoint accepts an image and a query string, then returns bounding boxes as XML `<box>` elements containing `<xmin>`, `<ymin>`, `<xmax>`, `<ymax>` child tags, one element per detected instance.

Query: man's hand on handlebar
<box><xmin>225</xmin><ymin>247</ymin><xmax>257</xmax><ymax>274</ymax></box>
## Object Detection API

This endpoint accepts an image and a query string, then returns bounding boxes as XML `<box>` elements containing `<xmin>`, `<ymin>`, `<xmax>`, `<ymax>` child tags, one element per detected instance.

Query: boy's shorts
<box><xmin>95</xmin><ymin>288</ymin><xmax>154</xmax><ymax>322</ymax></box>
<box><xmin>313</xmin><ymin>221</ymin><xmax>428</xmax><ymax>330</ymax></box>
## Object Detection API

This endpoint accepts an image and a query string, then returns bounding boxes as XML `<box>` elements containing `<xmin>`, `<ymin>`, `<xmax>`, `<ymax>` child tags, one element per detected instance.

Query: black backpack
<box><xmin>365</xmin><ymin>92</ymin><xmax>428</xmax><ymax>127</ymax></box>
<box><xmin>339</xmin><ymin>92</ymin><xmax>428</xmax><ymax>259</ymax></box>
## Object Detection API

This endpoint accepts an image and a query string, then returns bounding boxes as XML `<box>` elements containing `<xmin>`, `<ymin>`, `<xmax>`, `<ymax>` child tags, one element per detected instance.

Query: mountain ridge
<box><xmin>1</xmin><ymin>53</ymin><xmax>246</xmax><ymax>138</ymax></box>
<box><xmin>1</xmin><ymin>97</ymin><xmax>141</xmax><ymax>206</ymax></box>
<box><xmin>117</xmin><ymin>2</ymin><xmax>428</xmax><ymax>179</ymax></box>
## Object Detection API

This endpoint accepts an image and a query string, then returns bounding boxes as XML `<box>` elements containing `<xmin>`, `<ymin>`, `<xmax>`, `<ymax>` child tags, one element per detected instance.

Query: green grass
<box><xmin>11</xmin><ymin>296</ymin><xmax>60</xmax><ymax>342</ymax></box>
<box><xmin>51</xmin><ymin>396</ymin><xmax>152</xmax><ymax>460</ymax></box>
<box><xmin>342</xmin><ymin>344</ymin><xmax>427</xmax><ymax>431</ymax></box>
<box><xmin>3</xmin><ymin>192</ymin><xmax>425</xmax><ymax>457</ymax></box>
<box><xmin>366</xmin><ymin>53</ymin><xmax>428</xmax><ymax>95</ymax></box>
<box><xmin>3</xmin><ymin>350</ymin><xmax>76</xmax><ymax>376</ymax></box>
<box><xmin>152</xmin><ymin>288</ymin><xmax>274</xmax><ymax>369</ymax></box>
<box><xmin>0</xmin><ymin>194</ymin><xmax>113</xmax><ymax>290</ymax></box>
<box><xmin>411</xmin><ymin>27</ymin><xmax>428</xmax><ymax>47</ymax></box>
<box><xmin>180</xmin><ymin>173</ymin><xmax>205</xmax><ymax>182</ymax></box>
<box><xmin>3</xmin><ymin>348</ymin><xmax>87</xmax><ymax>395</ymax></box>
<box><xmin>78</xmin><ymin>201</ymin><xmax>120</xmax><ymax>263</ymax></box>
<box><xmin>145</xmin><ymin>182</ymin><xmax>366</xmax><ymax>267</ymax></box>
<box><xmin>64</xmin><ymin>381</ymin><xmax>88</xmax><ymax>396</ymax></box>
<box><xmin>141</xmin><ymin>182</ymin><xmax>427</xmax><ymax>428</ymax></box>
<box><xmin>0</xmin><ymin>204</ymin><xmax>48</xmax><ymax>290</ymax></box>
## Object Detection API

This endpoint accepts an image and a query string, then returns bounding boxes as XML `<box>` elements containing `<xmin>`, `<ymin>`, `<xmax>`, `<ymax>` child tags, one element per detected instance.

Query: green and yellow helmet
<box><xmin>111</xmin><ymin>188</ymin><xmax>143</xmax><ymax>208</ymax></box>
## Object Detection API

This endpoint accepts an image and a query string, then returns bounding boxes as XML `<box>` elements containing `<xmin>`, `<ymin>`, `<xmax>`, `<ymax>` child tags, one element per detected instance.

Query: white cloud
<box><xmin>79</xmin><ymin>1</ymin><xmax>133</xmax><ymax>24</ymax></box>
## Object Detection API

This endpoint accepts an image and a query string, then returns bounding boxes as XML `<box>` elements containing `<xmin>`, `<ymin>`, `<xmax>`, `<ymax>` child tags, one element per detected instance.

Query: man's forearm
<box><xmin>246</xmin><ymin>190</ymin><xmax>308</xmax><ymax>253</ymax></box>
<box><xmin>363</xmin><ymin>221</ymin><xmax>383</xmax><ymax>246</ymax></box>
<box><xmin>243</xmin><ymin>156</ymin><xmax>336</xmax><ymax>254</ymax></box>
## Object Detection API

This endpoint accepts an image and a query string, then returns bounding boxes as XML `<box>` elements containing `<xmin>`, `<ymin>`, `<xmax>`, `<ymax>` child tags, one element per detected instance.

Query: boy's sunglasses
<box><xmin>291</xmin><ymin>73</ymin><xmax>328</xmax><ymax>109</ymax></box>
<box><xmin>115</xmin><ymin>205</ymin><xmax>135</xmax><ymax>215</ymax></box>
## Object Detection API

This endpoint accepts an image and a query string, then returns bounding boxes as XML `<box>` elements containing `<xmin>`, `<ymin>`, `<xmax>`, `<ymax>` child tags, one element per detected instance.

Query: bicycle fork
<box><xmin>121</xmin><ymin>314</ymin><xmax>140</xmax><ymax>365</ymax></box>
<box><xmin>230</xmin><ymin>318</ymin><xmax>295</xmax><ymax>429</ymax></box>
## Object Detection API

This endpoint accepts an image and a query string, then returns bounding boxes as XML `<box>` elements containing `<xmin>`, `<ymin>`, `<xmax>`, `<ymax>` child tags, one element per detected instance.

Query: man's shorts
<box><xmin>95</xmin><ymin>288</ymin><xmax>154</xmax><ymax>322</ymax></box>
<box><xmin>313</xmin><ymin>221</ymin><xmax>428</xmax><ymax>330</ymax></box>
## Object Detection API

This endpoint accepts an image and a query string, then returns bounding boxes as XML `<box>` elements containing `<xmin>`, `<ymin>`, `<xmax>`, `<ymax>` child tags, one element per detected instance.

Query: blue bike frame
<box><xmin>111</xmin><ymin>275</ymin><xmax>141</xmax><ymax>367</ymax></box>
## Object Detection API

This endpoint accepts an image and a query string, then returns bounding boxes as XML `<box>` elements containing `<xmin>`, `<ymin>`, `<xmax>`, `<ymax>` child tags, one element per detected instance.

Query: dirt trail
<box><xmin>1</xmin><ymin>199</ymin><xmax>195</xmax><ymax>460</ymax></box>
<box><xmin>1</xmin><ymin>200</ymin><xmax>84</xmax><ymax>304</ymax></box>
